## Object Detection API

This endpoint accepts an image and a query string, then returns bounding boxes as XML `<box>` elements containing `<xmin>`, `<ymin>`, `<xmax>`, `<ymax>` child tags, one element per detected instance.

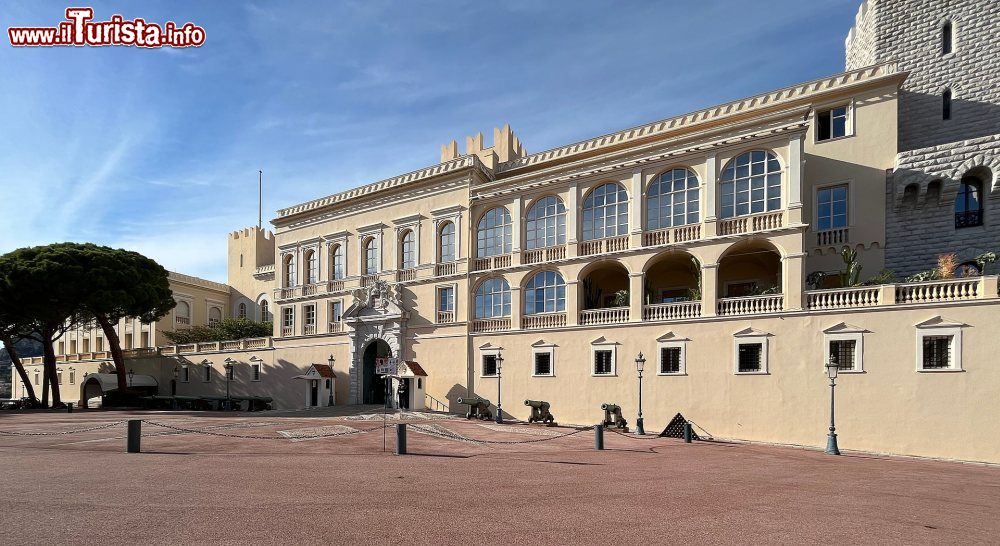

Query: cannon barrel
<box><xmin>601</xmin><ymin>403</ymin><xmax>621</xmax><ymax>411</ymax></box>
<box><xmin>458</xmin><ymin>396</ymin><xmax>490</xmax><ymax>407</ymax></box>
<box><xmin>524</xmin><ymin>399</ymin><xmax>550</xmax><ymax>409</ymax></box>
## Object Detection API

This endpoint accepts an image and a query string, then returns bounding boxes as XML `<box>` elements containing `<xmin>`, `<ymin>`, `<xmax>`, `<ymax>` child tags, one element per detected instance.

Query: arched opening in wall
<box><xmin>330</xmin><ymin>244</ymin><xmax>344</xmax><ymax>280</ymax></box>
<box><xmin>258</xmin><ymin>298</ymin><xmax>271</xmax><ymax>322</ymax></box>
<box><xmin>955</xmin><ymin>167</ymin><xmax>989</xmax><ymax>228</ymax></box>
<box><xmin>941</xmin><ymin>20</ymin><xmax>953</xmax><ymax>55</ymax></box>
<box><xmin>717</xmin><ymin>239</ymin><xmax>782</xmax><ymax>298</ymax></box>
<box><xmin>438</xmin><ymin>221</ymin><xmax>456</xmax><ymax>262</ymax></box>
<box><xmin>925</xmin><ymin>180</ymin><xmax>942</xmax><ymax>206</ymax></box>
<box><xmin>644</xmin><ymin>251</ymin><xmax>700</xmax><ymax>305</ymax></box>
<box><xmin>399</xmin><ymin>229</ymin><xmax>415</xmax><ymax>269</ymax></box>
<box><xmin>237</xmin><ymin>302</ymin><xmax>247</xmax><ymax>319</ymax></box>
<box><xmin>362</xmin><ymin>339</ymin><xmax>391</xmax><ymax>405</ymax></box>
<box><xmin>580</xmin><ymin>261</ymin><xmax>629</xmax><ymax>310</ymax></box>
<box><xmin>304</xmin><ymin>249</ymin><xmax>318</xmax><ymax>284</ymax></box>
<box><xmin>902</xmin><ymin>183</ymin><xmax>919</xmax><ymax>208</ymax></box>
<box><xmin>362</xmin><ymin>236</ymin><xmax>379</xmax><ymax>275</ymax></box>
<box><xmin>942</xmin><ymin>88</ymin><xmax>952</xmax><ymax>120</ymax></box>
<box><xmin>283</xmin><ymin>254</ymin><xmax>296</xmax><ymax>287</ymax></box>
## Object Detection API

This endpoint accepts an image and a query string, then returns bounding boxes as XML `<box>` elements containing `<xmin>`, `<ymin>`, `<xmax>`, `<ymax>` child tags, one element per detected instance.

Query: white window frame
<box><xmin>181</xmin><ymin>365</ymin><xmax>190</xmax><ymax>383</ymax></box>
<box><xmin>531</xmin><ymin>341</ymin><xmax>556</xmax><ymax>377</ymax></box>
<box><xmin>480</xmin><ymin>346</ymin><xmax>501</xmax><ymax>378</ymax></box>
<box><xmin>173</xmin><ymin>296</ymin><xmax>193</xmax><ymax>328</ymax></box>
<box><xmin>733</xmin><ymin>329</ymin><xmax>770</xmax><ymax>375</ymax></box>
<box><xmin>813</xmin><ymin>100</ymin><xmax>855</xmax><ymax>143</ymax></box>
<box><xmin>203</xmin><ymin>363</ymin><xmax>211</xmax><ymax>383</ymax></box>
<box><xmin>656</xmin><ymin>334</ymin><xmax>688</xmax><ymax>376</ymax></box>
<box><xmin>591</xmin><ymin>338</ymin><xmax>618</xmax><ymax>377</ymax></box>
<box><xmin>823</xmin><ymin>324</ymin><xmax>866</xmax><ymax>373</ymax></box>
<box><xmin>304</xmin><ymin>304</ymin><xmax>316</xmax><ymax>328</ymax></box>
<box><xmin>437</xmin><ymin>284</ymin><xmax>456</xmax><ymax>314</ymax></box>
<box><xmin>207</xmin><ymin>304</ymin><xmax>223</xmax><ymax>326</ymax></box>
<box><xmin>915</xmin><ymin>319</ymin><xmax>964</xmax><ymax>372</ymax></box>
<box><xmin>251</xmin><ymin>363</ymin><xmax>262</xmax><ymax>382</ymax></box>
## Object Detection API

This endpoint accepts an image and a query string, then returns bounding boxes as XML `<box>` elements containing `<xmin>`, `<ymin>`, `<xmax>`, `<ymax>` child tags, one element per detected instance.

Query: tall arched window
<box><xmin>330</xmin><ymin>244</ymin><xmax>344</xmax><ymax>280</ymax></box>
<box><xmin>209</xmin><ymin>307</ymin><xmax>222</xmax><ymax>326</ymax></box>
<box><xmin>720</xmin><ymin>151</ymin><xmax>782</xmax><ymax>218</ymax></box>
<box><xmin>477</xmin><ymin>207</ymin><xmax>512</xmax><ymax>257</ymax></box>
<box><xmin>283</xmin><ymin>254</ymin><xmax>296</xmax><ymax>287</ymax></box>
<box><xmin>525</xmin><ymin>196</ymin><xmax>566</xmax><ymax>249</ymax></box>
<box><xmin>259</xmin><ymin>300</ymin><xmax>270</xmax><ymax>322</ymax></box>
<box><xmin>175</xmin><ymin>301</ymin><xmax>191</xmax><ymax>324</ymax></box>
<box><xmin>646</xmin><ymin>168</ymin><xmax>700</xmax><ymax>230</ymax></box>
<box><xmin>942</xmin><ymin>20</ymin><xmax>953</xmax><ymax>55</ymax></box>
<box><xmin>399</xmin><ymin>229</ymin><xmax>416</xmax><ymax>269</ymax></box>
<box><xmin>474</xmin><ymin>277</ymin><xmax>511</xmax><ymax>318</ymax></box>
<box><xmin>363</xmin><ymin>237</ymin><xmax>379</xmax><ymax>274</ymax></box>
<box><xmin>955</xmin><ymin>176</ymin><xmax>983</xmax><ymax>228</ymax></box>
<box><xmin>582</xmin><ymin>183</ymin><xmax>628</xmax><ymax>240</ymax></box>
<box><xmin>524</xmin><ymin>271</ymin><xmax>566</xmax><ymax>314</ymax></box>
<box><xmin>238</xmin><ymin>303</ymin><xmax>247</xmax><ymax>319</ymax></box>
<box><xmin>439</xmin><ymin>221</ymin><xmax>456</xmax><ymax>262</ymax></box>
<box><xmin>304</xmin><ymin>249</ymin><xmax>318</xmax><ymax>284</ymax></box>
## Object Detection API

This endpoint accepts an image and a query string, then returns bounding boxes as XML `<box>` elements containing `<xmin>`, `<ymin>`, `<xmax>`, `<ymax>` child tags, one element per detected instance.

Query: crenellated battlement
<box><xmin>440</xmin><ymin>123</ymin><xmax>527</xmax><ymax>167</ymax></box>
<box><xmin>230</xmin><ymin>227</ymin><xmax>274</xmax><ymax>241</ymax></box>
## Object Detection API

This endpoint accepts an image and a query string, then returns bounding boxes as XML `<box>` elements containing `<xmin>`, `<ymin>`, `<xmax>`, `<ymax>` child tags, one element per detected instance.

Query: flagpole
<box><xmin>258</xmin><ymin>170</ymin><xmax>263</xmax><ymax>230</ymax></box>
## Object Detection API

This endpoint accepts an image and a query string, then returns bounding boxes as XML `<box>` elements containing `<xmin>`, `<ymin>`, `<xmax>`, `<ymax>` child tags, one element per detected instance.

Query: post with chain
<box><xmin>594</xmin><ymin>424</ymin><xmax>604</xmax><ymax>450</ymax></box>
<box><xmin>126</xmin><ymin>420</ymin><xmax>141</xmax><ymax>453</ymax></box>
<box><xmin>683</xmin><ymin>422</ymin><xmax>692</xmax><ymax>443</ymax></box>
<box><xmin>395</xmin><ymin>423</ymin><xmax>407</xmax><ymax>455</ymax></box>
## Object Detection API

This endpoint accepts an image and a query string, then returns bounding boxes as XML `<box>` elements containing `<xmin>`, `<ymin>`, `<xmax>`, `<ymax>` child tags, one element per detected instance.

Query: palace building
<box><xmin>12</xmin><ymin>0</ymin><xmax>1000</xmax><ymax>463</ymax></box>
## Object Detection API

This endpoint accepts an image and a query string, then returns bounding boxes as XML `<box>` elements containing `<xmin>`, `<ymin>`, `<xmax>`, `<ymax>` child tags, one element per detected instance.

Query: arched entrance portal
<box><xmin>362</xmin><ymin>340</ymin><xmax>392</xmax><ymax>405</ymax></box>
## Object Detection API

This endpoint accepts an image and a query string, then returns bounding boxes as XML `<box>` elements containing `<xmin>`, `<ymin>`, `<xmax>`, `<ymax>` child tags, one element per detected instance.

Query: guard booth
<box><xmin>293</xmin><ymin>364</ymin><xmax>336</xmax><ymax>408</ymax></box>
<box><xmin>388</xmin><ymin>361</ymin><xmax>427</xmax><ymax>411</ymax></box>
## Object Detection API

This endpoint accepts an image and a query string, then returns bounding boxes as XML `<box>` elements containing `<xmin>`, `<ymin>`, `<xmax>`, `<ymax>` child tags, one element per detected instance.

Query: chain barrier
<box><xmin>605</xmin><ymin>428</ymin><xmax>666</xmax><ymax>441</ymax></box>
<box><xmin>143</xmin><ymin>420</ymin><xmax>384</xmax><ymax>441</ymax></box>
<box><xmin>0</xmin><ymin>421</ymin><xmax>126</xmax><ymax>436</ymax></box>
<box><xmin>420</xmin><ymin>425</ymin><xmax>590</xmax><ymax>445</ymax></box>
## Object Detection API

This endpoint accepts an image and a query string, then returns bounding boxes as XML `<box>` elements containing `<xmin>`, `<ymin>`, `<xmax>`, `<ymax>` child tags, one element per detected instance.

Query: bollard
<box><xmin>683</xmin><ymin>422</ymin><xmax>692</xmax><ymax>443</ymax></box>
<box><xmin>126</xmin><ymin>420</ymin><xmax>142</xmax><ymax>453</ymax></box>
<box><xmin>395</xmin><ymin>423</ymin><xmax>407</xmax><ymax>455</ymax></box>
<box><xmin>66</xmin><ymin>402</ymin><xmax>73</xmax><ymax>414</ymax></box>
<box><xmin>594</xmin><ymin>424</ymin><xmax>604</xmax><ymax>450</ymax></box>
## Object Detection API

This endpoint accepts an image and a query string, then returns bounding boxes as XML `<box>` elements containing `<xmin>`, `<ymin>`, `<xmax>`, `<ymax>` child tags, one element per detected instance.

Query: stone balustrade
<box><xmin>523</xmin><ymin>313</ymin><xmax>567</xmax><ymax>329</ymax></box>
<box><xmin>643</xmin><ymin>301</ymin><xmax>702</xmax><ymax>321</ymax></box>
<box><xmin>717</xmin><ymin>294</ymin><xmax>784</xmax><ymax>316</ymax></box>
<box><xmin>579</xmin><ymin>307</ymin><xmax>630</xmax><ymax>325</ymax></box>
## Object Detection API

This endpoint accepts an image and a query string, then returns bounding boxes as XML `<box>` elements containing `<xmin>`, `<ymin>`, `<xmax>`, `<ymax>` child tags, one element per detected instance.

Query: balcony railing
<box><xmin>896</xmin><ymin>278</ymin><xmax>980</xmax><ymax>304</ymax></box>
<box><xmin>522</xmin><ymin>246</ymin><xmax>567</xmax><ymax>264</ymax></box>
<box><xmin>955</xmin><ymin>210</ymin><xmax>983</xmax><ymax>228</ymax></box>
<box><xmin>643</xmin><ymin>224</ymin><xmax>701</xmax><ymax>247</ymax></box>
<box><xmin>436</xmin><ymin>311</ymin><xmax>455</xmax><ymax>324</ymax></box>
<box><xmin>302</xmin><ymin>283</ymin><xmax>320</xmax><ymax>296</ymax></box>
<box><xmin>160</xmin><ymin>337</ymin><xmax>273</xmax><ymax>355</ymax></box>
<box><xmin>471</xmin><ymin>317</ymin><xmax>511</xmax><ymax>333</ymax></box>
<box><xmin>329</xmin><ymin>321</ymin><xmax>343</xmax><ymax>333</ymax></box>
<box><xmin>643</xmin><ymin>301</ymin><xmax>702</xmax><ymax>321</ymax></box>
<box><xmin>304</xmin><ymin>324</ymin><xmax>316</xmax><ymax>335</ymax></box>
<box><xmin>806</xmin><ymin>286</ymin><xmax>880</xmax><ymax>310</ymax></box>
<box><xmin>579</xmin><ymin>235</ymin><xmax>629</xmax><ymax>256</ymax></box>
<box><xmin>396</xmin><ymin>268</ymin><xmax>416</xmax><ymax>282</ymax></box>
<box><xmin>523</xmin><ymin>312</ymin><xmax>567</xmax><ymax>329</ymax></box>
<box><xmin>175</xmin><ymin>316</ymin><xmax>190</xmax><ymax>325</ymax></box>
<box><xmin>472</xmin><ymin>254</ymin><xmax>512</xmax><ymax>272</ymax></box>
<box><xmin>579</xmin><ymin>307</ymin><xmax>629</xmax><ymax>325</ymax></box>
<box><xmin>718</xmin><ymin>211</ymin><xmax>783</xmax><ymax>236</ymax></box>
<box><xmin>436</xmin><ymin>262</ymin><xmax>458</xmax><ymax>276</ymax></box>
<box><xmin>328</xmin><ymin>279</ymin><xmax>345</xmax><ymax>292</ymax></box>
<box><xmin>361</xmin><ymin>274</ymin><xmax>379</xmax><ymax>287</ymax></box>
<box><xmin>816</xmin><ymin>228</ymin><xmax>849</xmax><ymax>246</ymax></box>
<box><xmin>717</xmin><ymin>294</ymin><xmax>784</xmax><ymax>316</ymax></box>
<box><xmin>281</xmin><ymin>326</ymin><xmax>294</xmax><ymax>337</ymax></box>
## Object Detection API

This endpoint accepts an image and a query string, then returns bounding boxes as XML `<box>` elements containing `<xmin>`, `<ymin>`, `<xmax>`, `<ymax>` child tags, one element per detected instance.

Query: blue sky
<box><xmin>0</xmin><ymin>0</ymin><xmax>860</xmax><ymax>281</ymax></box>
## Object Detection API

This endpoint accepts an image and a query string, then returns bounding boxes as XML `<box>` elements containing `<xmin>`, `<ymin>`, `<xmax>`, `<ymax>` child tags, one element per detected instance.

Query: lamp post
<box><xmin>327</xmin><ymin>354</ymin><xmax>336</xmax><ymax>406</ymax></box>
<box><xmin>635</xmin><ymin>352</ymin><xmax>646</xmax><ymax>435</ymax></box>
<box><xmin>127</xmin><ymin>368</ymin><xmax>134</xmax><ymax>389</ymax></box>
<box><xmin>495</xmin><ymin>350</ymin><xmax>504</xmax><ymax>424</ymax></box>
<box><xmin>825</xmin><ymin>357</ymin><xmax>841</xmax><ymax>455</ymax></box>
<box><xmin>224</xmin><ymin>358</ymin><xmax>235</xmax><ymax>410</ymax></box>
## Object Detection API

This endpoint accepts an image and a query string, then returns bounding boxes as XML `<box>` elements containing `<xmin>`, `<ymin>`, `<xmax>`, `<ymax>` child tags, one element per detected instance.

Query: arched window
<box><xmin>399</xmin><ymin>229</ymin><xmax>416</xmax><ymax>269</ymax></box>
<box><xmin>330</xmin><ymin>244</ymin><xmax>344</xmax><ymax>280</ymax></box>
<box><xmin>720</xmin><ymin>151</ymin><xmax>782</xmax><ymax>218</ymax></box>
<box><xmin>942</xmin><ymin>88</ymin><xmax>952</xmax><ymax>120</ymax></box>
<box><xmin>175</xmin><ymin>301</ymin><xmax>191</xmax><ymax>324</ymax></box>
<box><xmin>283</xmin><ymin>254</ymin><xmax>296</xmax><ymax>287</ymax></box>
<box><xmin>902</xmin><ymin>184</ymin><xmax>919</xmax><ymax>208</ymax></box>
<box><xmin>363</xmin><ymin>237</ymin><xmax>379</xmax><ymax>274</ymax></box>
<box><xmin>474</xmin><ymin>277</ymin><xmax>511</xmax><ymax>318</ymax></box>
<box><xmin>304</xmin><ymin>249</ymin><xmax>318</xmax><ymax>284</ymax></box>
<box><xmin>582</xmin><ymin>183</ymin><xmax>629</xmax><ymax>240</ymax></box>
<box><xmin>955</xmin><ymin>176</ymin><xmax>983</xmax><ymax>228</ymax></box>
<box><xmin>942</xmin><ymin>21</ymin><xmax>953</xmax><ymax>55</ymax></box>
<box><xmin>209</xmin><ymin>307</ymin><xmax>222</xmax><ymax>326</ymax></box>
<box><xmin>238</xmin><ymin>303</ymin><xmax>247</xmax><ymax>319</ymax></box>
<box><xmin>259</xmin><ymin>300</ymin><xmax>270</xmax><ymax>322</ymax></box>
<box><xmin>646</xmin><ymin>168</ymin><xmax>700</xmax><ymax>230</ymax></box>
<box><xmin>439</xmin><ymin>221</ymin><xmax>456</xmax><ymax>262</ymax></box>
<box><xmin>476</xmin><ymin>207</ymin><xmax>512</xmax><ymax>257</ymax></box>
<box><xmin>524</xmin><ymin>271</ymin><xmax>566</xmax><ymax>314</ymax></box>
<box><xmin>926</xmin><ymin>180</ymin><xmax>942</xmax><ymax>206</ymax></box>
<box><xmin>526</xmin><ymin>196</ymin><xmax>566</xmax><ymax>249</ymax></box>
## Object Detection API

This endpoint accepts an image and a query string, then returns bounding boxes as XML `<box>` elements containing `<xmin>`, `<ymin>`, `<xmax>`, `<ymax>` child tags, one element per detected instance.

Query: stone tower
<box><xmin>227</xmin><ymin>227</ymin><xmax>276</xmax><ymax>321</ymax></box>
<box><xmin>846</xmin><ymin>0</ymin><xmax>1000</xmax><ymax>275</ymax></box>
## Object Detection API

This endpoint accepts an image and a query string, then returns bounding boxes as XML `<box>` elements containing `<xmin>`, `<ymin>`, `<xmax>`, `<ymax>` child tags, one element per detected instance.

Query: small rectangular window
<box><xmin>534</xmin><ymin>353</ymin><xmax>552</xmax><ymax>376</ymax></box>
<box><xmin>594</xmin><ymin>350</ymin><xmax>614</xmax><ymax>375</ymax></box>
<box><xmin>283</xmin><ymin>308</ymin><xmax>294</xmax><ymax>328</ymax></box>
<box><xmin>817</xmin><ymin>185</ymin><xmax>849</xmax><ymax>231</ymax></box>
<box><xmin>304</xmin><ymin>305</ymin><xmax>316</xmax><ymax>327</ymax></box>
<box><xmin>829</xmin><ymin>339</ymin><xmax>857</xmax><ymax>371</ymax></box>
<box><xmin>57</xmin><ymin>370</ymin><xmax>63</xmax><ymax>384</ymax></box>
<box><xmin>251</xmin><ymin>363</ymin><xmax>261</xmax><ymax>382</ymax></box>
<box><xmin>181</xmin><ymin>366</ymin><xmax>190</xmax><ymax>383</ymax></box>
<box><xmin>204</xmin><ymin>365</ymin><xmax>211</xmax><ymax>382</ymax></box>
<box><xmin>817</xmin><ymin>106</ymin><xmax>849</xmax><ymax>141</ymax></box>
<box><xmin>737</xmin><ymin>343</ymin><xmax>763</xmax><ymax>373</ymax></box>
<box><xmin>34</xmin><ymin>372</ymin><xmax>39</xmax><ymax>385</ymax></box>
<box><xmin>922</xmin><ymin>336</ymin><xmax>952</xmax><ymax>369</ymax></box>
<box><xmin>331</xmin><ymin>301</ymin><xmax>343</xmax><ymax>322</ymax></box>
<box><xmin>482</xmin><ymin>355</ymin><xmax>498</xmax><ymax>377</ymax></box>
<box><xmin>438</xmin><ymin>286</ymin><xmax>455</xmax><ymax>313</ymax></box>
<box><xmin>660</xmin><ymin>347</ymin><xmax>682</xmax><ymax>374</ymax></box>
<box><xmin>226</xmin><ymin>366</ymin><xmax>235</xmax><ymax>381</ymax></box>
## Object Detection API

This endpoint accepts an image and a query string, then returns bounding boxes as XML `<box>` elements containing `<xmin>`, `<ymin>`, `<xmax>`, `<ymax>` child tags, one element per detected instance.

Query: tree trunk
<box><xmin>41</xmin><ymin>331</ymin><xmax>62</xmax><ymax>407</ymax></box>
<box><xmin>1</xmin><ymin>334</ymin><xmax>37</xmax><ymax>402</ymax></box>
<box><xmin>41</xmin><ymin>361</ymin><xmax>49</xmax><ymax>407</ymax></box>
<box><xmin>95</xmin><ymin>313</ymin><xmax>128</xmax><ymax>392</ymax></box>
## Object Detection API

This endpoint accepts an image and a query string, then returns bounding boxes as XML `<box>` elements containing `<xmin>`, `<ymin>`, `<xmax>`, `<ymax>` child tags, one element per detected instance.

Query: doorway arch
<box><xmin>362</xmin><ymin>339</ymin><xmax>392</xmax><ymax>404</ymax></box>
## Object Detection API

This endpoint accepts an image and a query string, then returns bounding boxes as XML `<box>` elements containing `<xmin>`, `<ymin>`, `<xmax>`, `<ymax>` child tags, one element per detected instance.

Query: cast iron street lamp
<box><xmin>495</xmin><ymin>349</ymin><xmax>504</xmax><ymax>424</ymax></box>
<box><xmin>635</xmin><ymin>352</ymin><xmax>646</xmax><ymax>435</ymax></box>
<box><xmin>327</xmin><ymin>354</ymin><xmax>336</xmax><ymax>406</ymax></box>
<box><xmin>127</xmin><ymin>368</ymin><xmax>134</xmax><ymax>389</ymax></box>
<box><xmin>224</xmin><ymin>358</ymin><xmax>235</xmax><ymax>410</ymax></box>
<box><xmin>825</xmin><ymin>357</ymin><xmax>841</xmax><ymax>455</ymax></box>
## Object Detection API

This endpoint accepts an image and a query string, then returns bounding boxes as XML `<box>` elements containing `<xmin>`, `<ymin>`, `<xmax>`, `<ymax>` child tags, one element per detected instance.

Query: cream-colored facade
<box><xmin>12</xmin><ymin>5</ymin><xmax>1000</xmax><ymax>464</ymax></box>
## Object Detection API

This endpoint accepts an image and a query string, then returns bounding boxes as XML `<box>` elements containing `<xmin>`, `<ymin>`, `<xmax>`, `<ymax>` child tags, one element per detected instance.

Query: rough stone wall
<box><xmin>847</xmin><ymin>0</ymin><xmax>1000</xmax><ymax>275</ymax></box>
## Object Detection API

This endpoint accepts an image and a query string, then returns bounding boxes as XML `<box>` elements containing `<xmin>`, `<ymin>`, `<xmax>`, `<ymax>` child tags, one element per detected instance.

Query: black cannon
<box><xmin>524</xmin><ymin>399</ymin><xmax>556</xmax><ymax>425</ymax></box>
<box><xmin>457</xmin><ymin>396</ymin><xmax>493</xmax><ymax>421</ymax></box>
<box><xmin>601</xmin><ymin>403</ymin><xmax>628</xmax><ymax>430</ymax></box>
